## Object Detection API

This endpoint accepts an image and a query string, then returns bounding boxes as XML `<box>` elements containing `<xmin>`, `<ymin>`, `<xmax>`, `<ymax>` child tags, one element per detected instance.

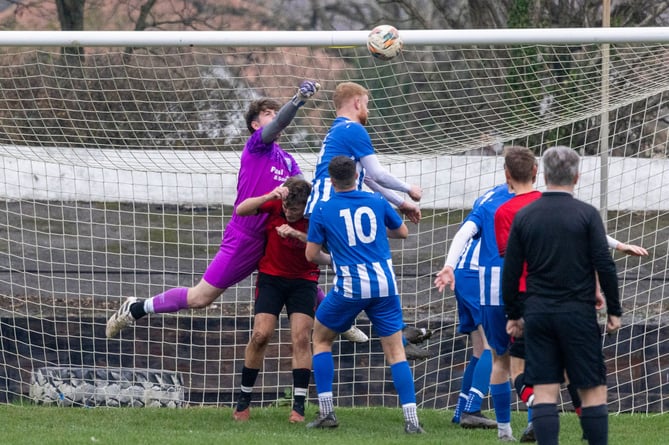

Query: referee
<box><xmin>502</xmin><ymin>146</ymin><xmax>621</xmax><ymax>445</ymax></box>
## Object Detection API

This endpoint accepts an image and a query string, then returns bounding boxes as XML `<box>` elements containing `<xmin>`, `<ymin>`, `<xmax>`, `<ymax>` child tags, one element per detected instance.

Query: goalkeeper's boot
<box><xmin>341</xmin><ymin>326</ymin><xmax>368</xmax><ymax>343</ymax></box>
<box><xmin>404</xmin><ymin>421</ymin><xmax>426</xmax><ymax>434</ymax></box>
<box><xmin>306</xmin><ymin>412</ymin><xmax>338</xmax><ymax>429</ymax></box>
<box><xmin>105</xmin><ymin>296</ymin><xmax>138</xmax><ymax>338</ymax></box>
<box><xmin>403</xmin><ymin>326</ymin><xmax>433</xmax><ymax>344</ymax></box>
<box><xmin>404</xmin><ymin>343</ymin><xmax>433</xmax><ymax>361</ymax></box>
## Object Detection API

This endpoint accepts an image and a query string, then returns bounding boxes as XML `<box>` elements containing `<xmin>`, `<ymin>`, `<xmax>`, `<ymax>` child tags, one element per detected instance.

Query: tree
<box><xmin>55</xmin><ymin>0</ymin><xmax>84</xmax><ymax>58</ymax></box>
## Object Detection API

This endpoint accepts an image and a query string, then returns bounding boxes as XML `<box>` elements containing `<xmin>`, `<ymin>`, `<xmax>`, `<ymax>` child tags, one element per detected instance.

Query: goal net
<box><xmin>0</xmin><ymin>29</ymin><xmax>666</xmax><ymax>413</ymax></box>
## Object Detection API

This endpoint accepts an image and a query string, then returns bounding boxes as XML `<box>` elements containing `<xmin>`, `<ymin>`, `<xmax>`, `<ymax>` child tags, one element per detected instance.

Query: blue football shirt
<box><xmin>307</xmin><ymin>189</ymin><xmax>403</xmax><ymax>299</ymax></box>
<box><xmin>305</xmin><ymin>117</ymin><xmax>375</xmax><ymax>216</ymax></box>
<box><xmin>466</xmin><ymin>183</ymin><xmax>514</xmax><ymax>306</ymax></box>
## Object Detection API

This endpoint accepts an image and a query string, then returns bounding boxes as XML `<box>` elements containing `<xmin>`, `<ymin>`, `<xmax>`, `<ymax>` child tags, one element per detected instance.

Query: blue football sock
<box><xmin>312</xmin><ymin>351</ymin><xmax>334</xmax><ymax>395</ymax></box>
<box><xmin>490</xmin><ymin>381</ymin><xmax>512</xmax><ymax>423</ymax></box>
<box><xmin>390</xmin><ymin>361</ymin><xmax>416</xmax><ymax>405</ymax></box>
<box><xmin>464</xmin><ymin>349</ymin><xmax>492</xmax><ymax>413</ymax></box>
<box><xmin>454</xmin><ymin>355</ymin><xmax>478</xmax><ymax>421</ymax></box>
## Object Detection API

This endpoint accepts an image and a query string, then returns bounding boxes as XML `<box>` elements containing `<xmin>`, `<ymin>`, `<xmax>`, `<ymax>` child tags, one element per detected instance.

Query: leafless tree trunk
<box><xmin>55</xmin><ymin>0</ymin><xmax>85</xmax><ymax>58</ymax></box>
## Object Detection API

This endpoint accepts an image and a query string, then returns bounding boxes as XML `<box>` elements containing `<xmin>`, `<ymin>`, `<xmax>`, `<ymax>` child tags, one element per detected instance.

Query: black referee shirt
<box><xmin>502</xmin><ymin>191</ymin><xmax>621</xmax><ymax>320</ymax></box>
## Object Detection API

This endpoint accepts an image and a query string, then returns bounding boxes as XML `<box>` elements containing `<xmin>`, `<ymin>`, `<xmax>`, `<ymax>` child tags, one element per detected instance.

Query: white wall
<box><xmin>1</xmin><ymin>146</ymin><xmax>667</xmax><ymax>210</ymax></box>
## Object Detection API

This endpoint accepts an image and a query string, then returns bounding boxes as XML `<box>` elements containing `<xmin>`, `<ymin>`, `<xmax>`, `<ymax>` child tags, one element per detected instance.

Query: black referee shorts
<box><xmin>524</xmin><ymin>309</ymin><xmax>607</xmax><ymax>389</ymax></box>
<box><xmin>254</xmin><ymin>273</ymin><xmax>316</xmax><ymax>318</ymax></box>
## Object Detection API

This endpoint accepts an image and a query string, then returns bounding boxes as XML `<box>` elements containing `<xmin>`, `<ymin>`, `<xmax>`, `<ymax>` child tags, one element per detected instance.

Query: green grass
<box><xmin>1</xmin><ymin>405</ymin><xmax>666</xmax><ymax>445</ymax></box>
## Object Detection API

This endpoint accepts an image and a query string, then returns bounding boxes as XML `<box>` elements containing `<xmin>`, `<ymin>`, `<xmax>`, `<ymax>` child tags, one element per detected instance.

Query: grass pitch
<box><xmin>1</xmin><ymin>404</ymin><xmax>665</xmax><ymax>445</ymax></box>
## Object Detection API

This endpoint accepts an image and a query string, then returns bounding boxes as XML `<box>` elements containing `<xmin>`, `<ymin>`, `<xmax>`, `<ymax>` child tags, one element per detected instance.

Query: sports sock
<box><xmin>145</xmin><ymin>287</ymin><xmax>189</xmax><ymax>314</ymax></box>
<box><xmin>402</xmin><ymin>402</ymin><xmax>419</xmax><ymax>426</ymax></box>
<box><xmin>466</xmin><ymin>349</ymin><xmax>492</xmax><ymax>413</ymax></box>
<box><xmin>532</xmin><ymin>403</ymin><xmax>559</xmax><ymax>445</ymax></box>
<box><xmin>390</xmin><ymin>361</ymin><xmax>416</xmax><ymax>405</ymax></box>
<box><xmin>453</xmin><ymin>355</ymin><xmax>478</xmax><ymax>422</ymax></box>
<box><xmin>312</xmin><ymin>352</ymin><xmax>334</xmax><ymax>395</ymax></box>
<box><xmin>490</xmin><ymin>381</ymin><xmax>512</xmax><ymax>424</ymax></box>
<box><xmin>580</xmin><ymin>405</ymin><xmax>608</xmax><ymax>445</ymax></box>
<box><xmin>498</xmin><ymin>422</ymin><xmax>513</xmax><ymax>438</ymax></box>
<box><xmin>317</xmin><ymin>392</ymin><xmax>334</xmax><ymax>416</ymax></box>
<box><xmin>129</xmin><ymin>301</ymin><xmax>147</xmax><ymax>319</ymax></box>
<box><xmin>241</xmin><ymin>366</ymin><xmax>260</xmax><ymax>388</ymax></box>
<box><xmin>236</xmin><ymin>366</ymin><xmax>259</xmax><ymax>410</ymax></box>
<box><xmin>292</xmin><ymin>368</ymin><xmax>310</xmax><ymax>414</ymax></box>
<box><xmin>312</xmin><ymin>351</ymin><xmax>335</xmax><ymax>416</ymax></box>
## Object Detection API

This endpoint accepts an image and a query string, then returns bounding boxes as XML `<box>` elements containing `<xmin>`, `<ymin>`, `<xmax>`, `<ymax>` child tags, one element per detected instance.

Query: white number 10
<box><xmin>339</xmin><ymin>207</ymin><xmax>377</xmax><ymax>246</ymax></box>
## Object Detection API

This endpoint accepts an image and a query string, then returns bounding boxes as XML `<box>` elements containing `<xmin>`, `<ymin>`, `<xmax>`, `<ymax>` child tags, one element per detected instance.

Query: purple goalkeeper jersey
<box><xmin>229</xmin><ymin>128</ymin><xmax>301</xmax><ymax>233</ymax></box>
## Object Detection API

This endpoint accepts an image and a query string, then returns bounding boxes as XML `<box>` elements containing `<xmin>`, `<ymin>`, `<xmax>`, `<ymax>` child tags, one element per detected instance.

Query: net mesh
<box><xmin>0</xmin><ymin>41</ymin><xmax>666</xmax><ymax>412</ymax></box>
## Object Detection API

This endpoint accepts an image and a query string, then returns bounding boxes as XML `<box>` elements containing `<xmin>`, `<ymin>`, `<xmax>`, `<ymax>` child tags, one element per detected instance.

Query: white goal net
<box><xmin>0</xmin><ymin>29</ymin><xmax>666</xmax><ymax>413</ymax></box>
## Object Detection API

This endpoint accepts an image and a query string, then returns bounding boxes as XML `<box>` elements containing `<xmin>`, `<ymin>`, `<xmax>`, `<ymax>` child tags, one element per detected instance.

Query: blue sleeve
<box><xmin>467</xmin><ymin>206</ymin><xmax>483</xmax><ymax>234</ymax></box>
<box><xmin>383</xmin><ymin>198</ymin><xmax>403</xmax><ymax>230</ymax></box>
<box><xmin>307</xmin><ymin>207</ymin><xmax>325</xmax><ymax>245</ymax></box>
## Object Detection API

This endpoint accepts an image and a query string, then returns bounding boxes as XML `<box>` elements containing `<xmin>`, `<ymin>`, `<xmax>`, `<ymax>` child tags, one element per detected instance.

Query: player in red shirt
<box><xmin>494</xmin><ymin>146</ymin><xmax>541</xmax><ymax>442</ymax></box>
<box><xmin>232</xmin><ymin>177</ymin><xmax>326</xmax><ymax>424</ymax></box>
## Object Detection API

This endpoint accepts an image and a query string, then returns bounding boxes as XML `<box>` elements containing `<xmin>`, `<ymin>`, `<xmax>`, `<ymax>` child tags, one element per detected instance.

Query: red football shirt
<box><xmin>256</xmin><ymin>199</ymin><xmax>320</xmax><ymax>282</ymax></box>
<box><xmin>495</xmin><ymin>190</ymin><xmax>541</xmax><ymax>292</ymax></box>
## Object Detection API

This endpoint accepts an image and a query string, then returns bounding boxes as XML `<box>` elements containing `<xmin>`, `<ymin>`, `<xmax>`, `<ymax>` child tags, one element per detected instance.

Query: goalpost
<box><xmin>0</xmin><ymin>29</ymin><xmax>667</xmax><ymax>413</ymax></box>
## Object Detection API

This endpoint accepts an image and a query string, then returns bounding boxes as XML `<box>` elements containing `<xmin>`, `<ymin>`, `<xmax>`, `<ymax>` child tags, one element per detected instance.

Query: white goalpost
<box><xmin>0</xmin><ymin>29</ymin><xmax>667</xmax><ymax>413</ymax></box>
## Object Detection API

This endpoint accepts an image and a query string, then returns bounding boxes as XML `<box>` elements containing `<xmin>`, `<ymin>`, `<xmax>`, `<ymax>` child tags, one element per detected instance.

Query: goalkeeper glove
<box><xmin>291</xmin><ymin>80</ymin><xmax>320</xmax><ymax>107</ymax></box>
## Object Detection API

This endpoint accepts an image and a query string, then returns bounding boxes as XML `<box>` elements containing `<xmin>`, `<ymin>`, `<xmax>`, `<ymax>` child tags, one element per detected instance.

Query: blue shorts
<box><xmin>315</xmin><ymin>291</ymin><xmax>404</xmax><ymax>338</ymax></box>
<box><xmin>481</xmin><ymin>305</ymin><xmax>511</xmax><ymax>356</ymax></box>
<box><xmin>454</xmin><ymin>268</ymin><xmax>482</xmax><ymax>334</ymax></box>
<box><xmin>202</xmin><ymin>223</ymin><xmax>264</xmax><ymax>289</ymax></box>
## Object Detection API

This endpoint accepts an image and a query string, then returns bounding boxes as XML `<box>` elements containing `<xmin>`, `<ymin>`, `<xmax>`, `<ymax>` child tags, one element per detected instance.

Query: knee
<box><xmin>250</xmin><ymin>330</ymin><xmax>272</xmax><ymax>349</ymax></box>
<box><xmin>292</xmin><ymin>332</ymin><xmax>311</xmax><ymax>351</ymax></box>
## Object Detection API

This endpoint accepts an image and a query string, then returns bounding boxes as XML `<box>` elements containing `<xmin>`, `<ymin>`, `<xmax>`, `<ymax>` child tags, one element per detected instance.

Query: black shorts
<box><xmin>524</xmin><ymin>309</ymin><xmax>606</xmax><ymax>389</ymax></box>
<box><xmin>509</xmin><ymin>335</ymin><xmax>525</xmax><ymax>359</ymax></box>
<box><xmin>254</xmin><ymin>273</ymin><xmax>316</xmax><ymax>318</ymax></box>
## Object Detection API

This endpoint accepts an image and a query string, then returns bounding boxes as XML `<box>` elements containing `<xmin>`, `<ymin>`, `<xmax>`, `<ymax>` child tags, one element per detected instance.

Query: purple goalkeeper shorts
<box><xmin>202</xmin><ymin>223</ymin><xmax>264</xmax><ymax>290</ymax></box>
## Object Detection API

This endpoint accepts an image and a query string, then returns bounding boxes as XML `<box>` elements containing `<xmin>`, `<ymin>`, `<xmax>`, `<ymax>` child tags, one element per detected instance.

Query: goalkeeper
<box><xmin>105</xmin><ymin>80</ymin><xmax>318</xmax><ymax>338</ymax></box>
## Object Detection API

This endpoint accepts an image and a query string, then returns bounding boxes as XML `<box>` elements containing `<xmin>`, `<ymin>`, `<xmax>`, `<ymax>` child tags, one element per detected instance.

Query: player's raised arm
<box><xmin>261</xmin><ymin>80</ymin><xmax>320</xmax><ymax>144</ymax></box>
<box><xmin>361</xmin><ymin>154</ymin><xmax>422</xmax><ymax>224</ymax></box>
<box><xmin>235</xmin><ymin>185</ymin><xmax>288</xmax><ymax>216</ymax></box>
<box><xmin>360</xmin><ymin>154</ymin><xmax>422</xmax><ymax>199</ymax></box>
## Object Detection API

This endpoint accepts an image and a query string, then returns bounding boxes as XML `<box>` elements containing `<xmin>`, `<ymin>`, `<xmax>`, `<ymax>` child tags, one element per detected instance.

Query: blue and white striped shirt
<box><xmin>307</xmin><ymin>189</ymin><xmax>403</xmax><ymax>299</ymax></box>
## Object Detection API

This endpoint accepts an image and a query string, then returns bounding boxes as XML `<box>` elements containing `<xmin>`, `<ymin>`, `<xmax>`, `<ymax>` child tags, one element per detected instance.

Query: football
<box><xmin>367</xmin><ymin>25</ymin><xmax>403</xmax><ymax>61</ymax></box>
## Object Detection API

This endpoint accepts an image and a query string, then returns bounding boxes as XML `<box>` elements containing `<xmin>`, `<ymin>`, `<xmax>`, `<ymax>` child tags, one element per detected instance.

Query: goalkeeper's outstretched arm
<box><xmin>261</xmin><ymin>80</ymin><xmax>320</xmax><ymax>144</ymax></box>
